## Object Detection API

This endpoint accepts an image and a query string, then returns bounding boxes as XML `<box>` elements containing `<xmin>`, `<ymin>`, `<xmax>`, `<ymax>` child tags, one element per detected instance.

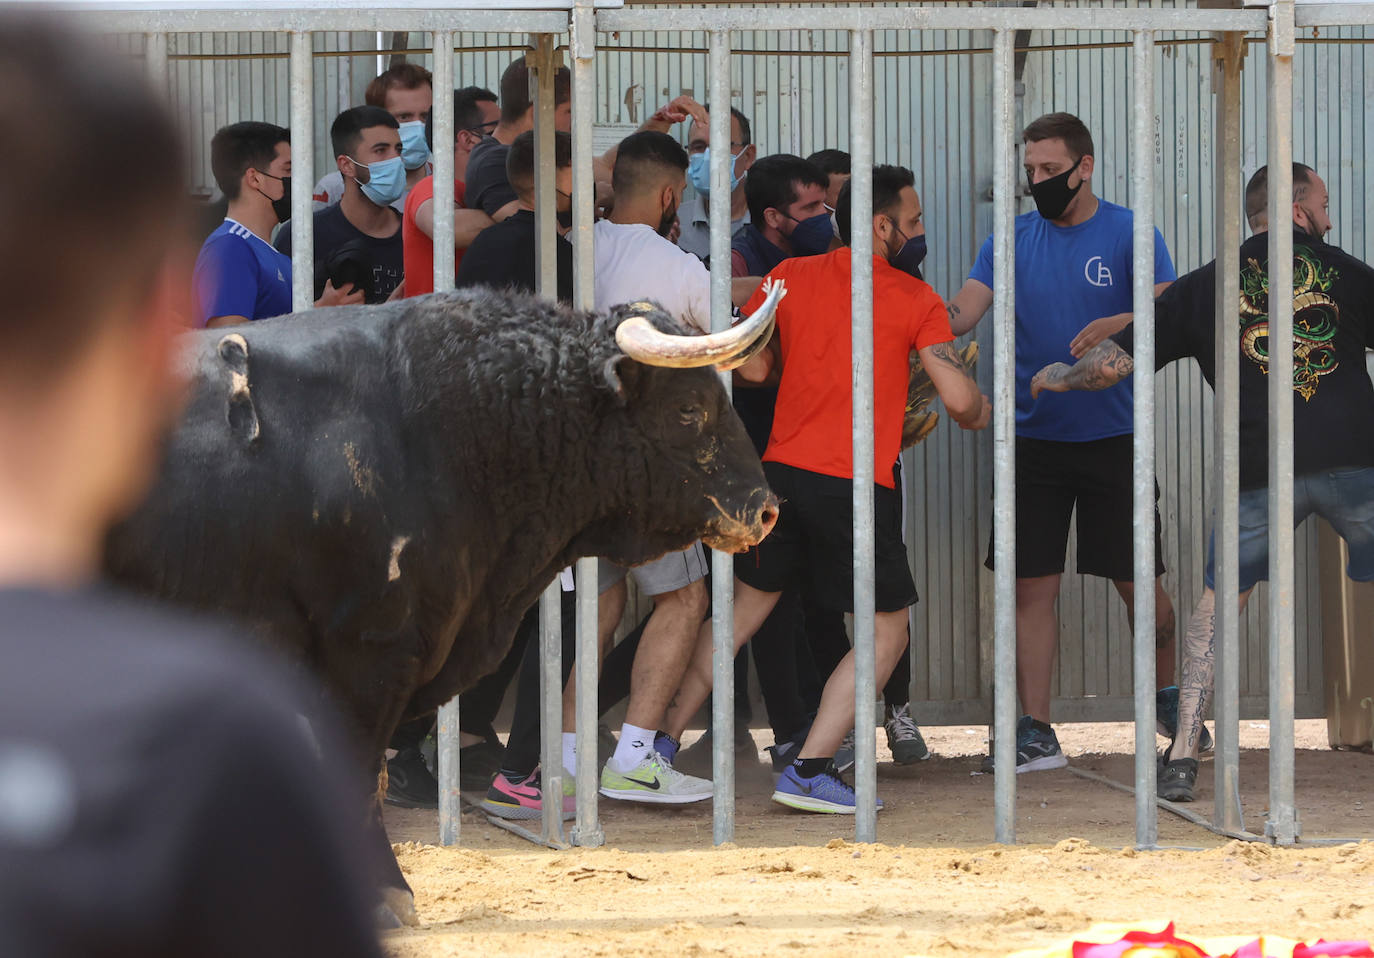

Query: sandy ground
<box><xmin>381</xmin><ymin>720</ymin><xmax>1374</xmax><ymax>957</ymax></box>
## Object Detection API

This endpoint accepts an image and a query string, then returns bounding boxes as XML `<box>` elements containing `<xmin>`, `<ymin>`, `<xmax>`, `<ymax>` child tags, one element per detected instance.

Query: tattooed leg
<box><xmin>1168</xmin><ymin>589</ymin><xmax>1216</xmax><ymax>763</ymax></box>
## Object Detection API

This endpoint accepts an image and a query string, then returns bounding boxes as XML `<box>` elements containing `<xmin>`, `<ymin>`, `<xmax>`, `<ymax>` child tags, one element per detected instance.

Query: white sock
<box><xmin>562</xmin><ymin>732</ymin><xmax>577</xmax><ymax>778</ymax></box>
<box><xmin>609</xmin><ymin>723</ymin><xmax>656</xmax><ymax>773</ymax></box>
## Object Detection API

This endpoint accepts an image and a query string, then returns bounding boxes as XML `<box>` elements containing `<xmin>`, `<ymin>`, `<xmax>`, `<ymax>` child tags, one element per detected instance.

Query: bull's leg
<box><xmin>320</xmin><ymin>650</ymin><xmax>425</xmax><ymax>927</ymax></box>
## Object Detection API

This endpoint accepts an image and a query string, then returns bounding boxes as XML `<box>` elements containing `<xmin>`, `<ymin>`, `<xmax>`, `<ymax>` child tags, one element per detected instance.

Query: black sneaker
<box><xmin>385</xmin><ymin>747</ymin><xmax>439</xmax><ymax>809</ymax></box>
<box><xmin>980</xmin><ymin>715</ymin><xmax>1068</xmax><ymax>774</ymax></box>
<box><xmin>459</xmin><ymin>737</ymin><xmax>504</xmax><ymax>792</ymax></box>
<box><xmin>1156</xmin><ymin>686</ymin><xmax>1214</xmax><ymax>752</ymax></box>
<box><xmin>1158</xmin><ymin>757</ymin><xmax>1199</xmax><ymax>802</ymax></box>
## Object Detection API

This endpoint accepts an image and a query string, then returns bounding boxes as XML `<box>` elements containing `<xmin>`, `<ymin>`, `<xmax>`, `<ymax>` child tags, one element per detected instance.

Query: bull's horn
<box><xmin>615</xmin><ymin>278</ymin><xmax>786</xmax><ymax>369</ymax></box>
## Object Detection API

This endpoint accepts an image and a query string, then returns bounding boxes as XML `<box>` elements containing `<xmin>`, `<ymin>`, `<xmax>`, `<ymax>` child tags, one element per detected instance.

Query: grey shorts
<box><xmin>598</xmin><ymin>542</ymin><xmax>708</xmax><ymax>597</ymax></box>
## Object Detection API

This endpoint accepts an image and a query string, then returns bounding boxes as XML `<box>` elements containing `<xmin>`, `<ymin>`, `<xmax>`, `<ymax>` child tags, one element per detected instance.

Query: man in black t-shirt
<box><xmin>277</xmin><ymin>106</ymin><xmax>405</xmax><ymax>303</ymax></box>
<box><xmin>457</xmin><ymin>129</ymin><xmax>574</xmax><ymax>302</ymax></box>
<box><xmin>1031</xmin><ymin>163</ymin><xmax>1374</xmax><ymax>802</ymax></box>
<box><xmin>0</xmin><ymin>16</ymin><xmax>383</xmax><ymax>956</ymax></box>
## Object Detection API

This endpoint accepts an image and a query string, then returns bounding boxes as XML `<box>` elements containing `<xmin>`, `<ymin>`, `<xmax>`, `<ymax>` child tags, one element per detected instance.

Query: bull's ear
<box><xmin>601</xmin><ymin>354</ymin><xmax>643</xmax><ymax>405</ymax></box>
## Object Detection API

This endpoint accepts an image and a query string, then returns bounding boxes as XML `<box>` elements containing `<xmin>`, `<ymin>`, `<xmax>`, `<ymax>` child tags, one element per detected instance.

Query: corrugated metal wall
<box><xmin>143</xmin><ymin>4</ymin><xmax>1374</xmax><ymax>724</ymax></box>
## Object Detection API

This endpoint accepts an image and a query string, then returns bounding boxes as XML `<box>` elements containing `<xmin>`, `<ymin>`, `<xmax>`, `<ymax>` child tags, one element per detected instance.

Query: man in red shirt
<box><xmin>403</xmin><ymin>86</ymin><xmax>502</xmax><ymax>297</ymax></box>
<box><xmin>660</xmin><ymin>165</ymin><xmax>990</xmax><ymax>814</ymax></box>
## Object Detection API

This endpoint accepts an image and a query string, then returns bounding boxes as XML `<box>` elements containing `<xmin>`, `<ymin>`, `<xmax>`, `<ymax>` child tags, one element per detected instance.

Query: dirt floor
<box><xmin>382</xmin><ymin>720</ymin><xmax>1374</xmax><ymax>957</ymax></box>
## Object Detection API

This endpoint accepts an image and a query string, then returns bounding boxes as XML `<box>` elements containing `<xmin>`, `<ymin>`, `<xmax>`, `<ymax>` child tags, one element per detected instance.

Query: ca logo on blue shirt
<box><xmin>1084</xmin><ymin>256</ymin><xmax>1114</xmax><ymax>287</ymax></box>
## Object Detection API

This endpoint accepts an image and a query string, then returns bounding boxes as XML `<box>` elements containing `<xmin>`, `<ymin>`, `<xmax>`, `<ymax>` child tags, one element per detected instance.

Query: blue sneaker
<box><xmin>1156</xmin><ymin>686</ymin><xmax>1213</xmax><ymax>752</ymax></box>
<box><xmin>979</xmin><ymin>715</ymin><xmax>1067</xmax><ymax>774</ymax></box>
<box><xmin>771</xmin><ymin>765</ymin><xmax>883</xmax><ymax>815</ymax></box>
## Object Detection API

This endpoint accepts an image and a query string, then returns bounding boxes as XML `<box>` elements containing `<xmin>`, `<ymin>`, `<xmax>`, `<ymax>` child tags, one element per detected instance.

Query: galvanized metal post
<box><xmin>431</xmin><ymin>28</ymin><xmax>461</xmax><ymax>848</ymax></box>
<box><xmin>531</xmin><ymin>33</ymin><xmax>566</xmax><ymax>846</ymax></box>
<box><xmin>1211</xmin><ymin>30</ymin><xmax>1246</xmax><ymax>836</ymax></box>
<box><xmin>706</xmin><ymin>28</ymin><xmax>737</xmax><ymax>847</ymax></box>
<box><xmin>849</xmin><ymin>27</ymin><xmax>877</xmax><ymax>845</ymax></box>
<box><xmin>1265</xmin><ymin>0</ymin><xmax>1299</xmax><ymax>847</ymax></box>
<box><xmin>569</xmin><ymin>0</ymin><xmax>605</xmax><ymax>849</ymax></box>
<box><xmin>144</xmin><ymin>32</ymin><xmax>167</xmax><ymax>89</ymax></box>
<box><xmin>288</xmin><ymin>30</ymin><xmax>314</xmax><ymax>313</ymax></box>
<box><xmin>991</xmin><ymin>27</ymin><xmax>1018</xmax><ymax>845</ymax></box>
<box><xmin>1129</xmin><ymin>29</ymin><xmax>1158</xmax><ymax>850</ymax></box>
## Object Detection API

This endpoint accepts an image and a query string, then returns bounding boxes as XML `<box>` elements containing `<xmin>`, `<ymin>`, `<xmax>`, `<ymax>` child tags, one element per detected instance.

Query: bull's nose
<box><xmin>757</xmin><ymin>494</ymin><xmax>779</xmax><ymax>538</ymax></box>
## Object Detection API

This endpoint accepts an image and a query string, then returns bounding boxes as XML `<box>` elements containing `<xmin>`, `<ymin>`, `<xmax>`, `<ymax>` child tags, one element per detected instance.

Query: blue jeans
<box><xmin>1206</xmin><ymin>466</ymin><xmax>1374</xmax><ymax>592</ymax></box>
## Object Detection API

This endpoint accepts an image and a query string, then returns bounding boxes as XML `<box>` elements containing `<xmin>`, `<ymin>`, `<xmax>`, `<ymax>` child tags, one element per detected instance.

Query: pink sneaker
<box><xmin>480</xmin><ymin>768</ymin><xmax>575</xmax><ymax>821</ymax></box>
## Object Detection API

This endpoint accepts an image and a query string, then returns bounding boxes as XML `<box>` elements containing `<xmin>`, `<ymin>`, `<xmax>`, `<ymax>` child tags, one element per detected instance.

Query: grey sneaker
<box><xmin>834</xmin><ymin>730</ymin><xmax>856</xmax><ymax>774</ymax></box>
<box><xmin>1158</xmin><ymin>757</ymin><xmax>1199</xmax><ymax>802</ymax></box>
<box><xmin>884</xmin><ymin>703</ymin><xmax>931</xmax><ymax>764</ymax></box>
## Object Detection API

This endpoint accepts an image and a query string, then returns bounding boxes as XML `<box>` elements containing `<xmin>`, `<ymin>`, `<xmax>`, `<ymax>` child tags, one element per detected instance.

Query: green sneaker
<box><xmin>598</xmin><ymin>753</ymin><xmax>712</xmax><ymax>804</ymax></box>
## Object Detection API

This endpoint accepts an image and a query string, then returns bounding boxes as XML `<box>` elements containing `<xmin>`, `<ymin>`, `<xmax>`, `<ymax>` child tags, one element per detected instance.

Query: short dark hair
<box><xmin>612</xmin><ymin>131</ymin><xmax>689</xmax><ymax>198</ymax></box>
<box><xmin>506</xmin><ymin>129</ymin><xmax>572</xmax><ymax>197</ymax></box>
<box><xmin>1022</xmin><ymin>111</ymin><xmax>1095</xmax><ymax>161</ymax></box>
<box><xmin>364</xmin><ymin>62</ymin><xmax>433</xmax><ymax>107</ymax></box>
<box><xmin>807</xmin><ymin>149</ymin><xmax>850</xmax><ymax>176</ymax></box>
<box><xmin>691</xmin><ymin>105</ymin><xmax>752</xmax><ymax>148</ymax></box>
<box><xmin>745</xmin><ymin>154</ymin><xmax>829</xmax><ymax>226</ymax></box>
<box><xmin>499</xmin><ymin>55</ymin><xmax>571</xmax><ymax>125</ymax></box>
<box><xmin>455</xmin><ymin>86</ymin><xmax>498</xmax><ymax>132</ymax></box>
<box><xmin>331</xmin><ymin>105</ymin><xmax>399</xmax><ymax>159</ymax></box>
<box><xmin>834</xmin><ymin>165</ymin><xmax>915</xmax><ymax>247</ymax></box>
<box><xmin>1245</xmin><ymin>162</ymin><xmax>1318</xmax><ymax>228</ymax></box>
<box><xmin>211</xmin><ymin>121</ymin><xmax>290</xmax><ymax>200</ymax></box>
<box><xmin>0</xmin><ymin>13</ymin><xmax>186</xmax><ymax>386</ymax></box>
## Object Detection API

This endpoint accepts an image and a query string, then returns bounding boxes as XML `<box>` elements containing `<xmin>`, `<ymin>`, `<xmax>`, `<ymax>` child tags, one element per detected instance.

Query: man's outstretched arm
<box><xmin>1029</xmin><ymin>339</ymin><xmax>1135</xmax><ymax>400</ymax></box>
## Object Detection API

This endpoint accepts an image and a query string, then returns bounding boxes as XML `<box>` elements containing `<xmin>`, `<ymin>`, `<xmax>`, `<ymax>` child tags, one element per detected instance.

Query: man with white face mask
<box><xmin>276</xmin><ymin>106</ymin><xmax>406</xmax><ymax>304</ymax></box>
<box><xmin>312</xmin><ymin>62</ymin><xmax>433</xmax><ymax>212</ymax></box>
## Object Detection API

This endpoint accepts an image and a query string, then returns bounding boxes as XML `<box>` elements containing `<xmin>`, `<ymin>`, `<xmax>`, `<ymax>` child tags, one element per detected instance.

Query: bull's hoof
<box><xmin>378</xmin><ymin>885</ymin><xmax>419</xmax><ymax>927</ymax></box>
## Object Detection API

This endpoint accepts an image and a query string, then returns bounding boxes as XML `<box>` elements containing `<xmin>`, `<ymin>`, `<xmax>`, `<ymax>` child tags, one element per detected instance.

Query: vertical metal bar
<box><xmin>144</xmin><ymin>32</ymin><xmax>167</xmax><ymax>90</ymax></box>
<box><xmin>289</xmin><ymin>30</ymin><xmax>314</xmax><ymax>313</ymax></box>
<box><xmin>991</xmin><ymin>27</ymin><xmax>1018</xmax><ymax>845</ymax></box>
<box><xmin>431</xmin><ymin>28</ymin><xmax>461</xmax><ymax>850</ymax></box>
<box><xmin>569</xmin><ymin>0</ymin><xmax>605</xmax><ymax>849</ymax></box>
<box><xmin>1212</xmin><ymin>31</ymin><xmax>1246</xmax><ymax>836</ymax></box>
<box><xmin>532</xmin><ymin>34</ymin><xmax>566</xmax><ymax>846</ymax></box>
<box><xmin>432</xmin><ymin>30</ymin><xmax>455</xmax><ymax>294</ymax></box>
<box><xmin>1130</xmin><ymin>29</ymin><xmax>1158</xmax><ymax>850</ymax></box>
<box><xmin>707</xmin><ymin>28</ymin><xmax>736</xmax><ymax>847</ymax></box>
<box><xmin>1265</xmin><ymin>0</ymin><xmax>1298</xmax><ymax>846</ymax></box>
<box><xmin>849</xmin><ymin>26</ymin><xmax>877</xmax><ymax>845</ymax></box>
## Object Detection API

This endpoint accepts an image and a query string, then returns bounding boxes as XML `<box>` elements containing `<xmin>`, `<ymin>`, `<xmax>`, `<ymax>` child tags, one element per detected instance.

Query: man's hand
<box><xmin>1030</xmin><ymin>363</ymin><xmax>1072</xmax><ymax>400</ymax></box>
<box><xmin>646</xmin><ymin>94</ymin><xmax>707</xmax><ymax>132</ymax></box>
<box><xmin>316</xmin><ymin>279</ymin><xmax>365</xmax><ymax>308</ymax></box>
<box><xmin>1069</xmin><ymin>312</ymin><xmax>1131</xmax><ymax>358</ymax></box>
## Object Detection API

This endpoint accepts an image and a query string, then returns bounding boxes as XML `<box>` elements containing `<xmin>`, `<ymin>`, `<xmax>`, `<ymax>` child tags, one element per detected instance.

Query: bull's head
<box><xmin>587</xmin><ymin>282</ymin><xmax>785</xmax><ymax>561</ymax></box>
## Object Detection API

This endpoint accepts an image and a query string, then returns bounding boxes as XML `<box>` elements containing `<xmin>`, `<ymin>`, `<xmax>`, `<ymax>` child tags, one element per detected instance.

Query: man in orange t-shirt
<box><xmin>402</xmin><ymin>87</ymin><xmax>501</xmax><ymax>297</ymax></box>
<box><xmin>661</xmin><ymin>165</ymin><xmax>990</xmax><ymax>814</ymax></box>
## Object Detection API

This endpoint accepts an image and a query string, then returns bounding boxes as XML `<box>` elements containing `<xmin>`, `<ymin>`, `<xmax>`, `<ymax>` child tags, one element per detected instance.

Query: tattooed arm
<box><xmin>945</xmin><ymin>278</ymin><xmax>993</xmax><ymax>336</ymax></box>
<box><xmin>917</xmin><ymin>340</ymin><xmax>990</xmax><ymax>429</ymax></box>
<box><xmin>1029</xmin><ymin>339</ymin><xmax>1136</xmax><ymax>400</ymax></box>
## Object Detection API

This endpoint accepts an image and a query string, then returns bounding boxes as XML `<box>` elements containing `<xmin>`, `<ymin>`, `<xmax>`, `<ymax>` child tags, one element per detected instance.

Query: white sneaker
<box><xmin>598</xmin><ymin>752</ymin><xmax>712</xmax><ymax>804</ymax></box>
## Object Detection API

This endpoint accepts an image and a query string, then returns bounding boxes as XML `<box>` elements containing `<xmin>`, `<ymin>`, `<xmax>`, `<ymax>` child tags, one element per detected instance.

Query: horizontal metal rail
<box><xmin>1296</xmin><ymin>3</ymin><xmax>1374</xmax><ymax>27</ymax></box>
<box><xmin>54</xmin><ymin>7</ymin><xmax>570</xmax><ymax>33</ymax></box>
<box><xmin>598</xmin><ymin>7</ymin><xmax>1267</xmax><ymax>34</ymax></box>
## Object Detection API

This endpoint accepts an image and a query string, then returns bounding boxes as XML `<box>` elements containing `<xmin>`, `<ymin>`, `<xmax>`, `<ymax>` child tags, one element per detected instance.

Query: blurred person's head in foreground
<box><xmin>0</xmin><ymin>12</ymin><xmax>189</xmax><ymax>587</ymax></box>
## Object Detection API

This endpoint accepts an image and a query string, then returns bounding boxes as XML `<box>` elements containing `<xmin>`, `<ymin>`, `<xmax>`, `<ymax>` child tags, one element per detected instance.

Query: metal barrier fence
<box><xmin>61</xmin><ymin>0</ymin><xmax>1362</xmax><ymax>851</ymax></box>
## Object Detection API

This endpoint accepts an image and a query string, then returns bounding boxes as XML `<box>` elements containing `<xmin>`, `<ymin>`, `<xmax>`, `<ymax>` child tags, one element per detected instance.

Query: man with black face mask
<box><xmin>944</xmin><ymin>111</ymin><xmax>1180</xmax><ymax>775</ymax></box>
<box><xmin>193</xmin><ymin>122</ymin><xmax>362</xmax><ymax>327</ymax></box>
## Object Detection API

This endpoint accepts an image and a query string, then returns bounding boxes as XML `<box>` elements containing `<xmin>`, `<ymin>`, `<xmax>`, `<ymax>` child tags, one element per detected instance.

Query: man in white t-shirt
<box><xmin>588</xmin><ymin>131</ymin><xmax>761</xmax><ymax>805</ymax></box>
<box><xmin>312</xmin><ymin>63</ymin><xmax>434</xmax><ymax>213</ymax></box>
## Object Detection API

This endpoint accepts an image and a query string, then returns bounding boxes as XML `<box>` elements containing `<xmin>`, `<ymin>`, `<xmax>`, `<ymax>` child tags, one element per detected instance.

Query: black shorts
<box><xmin>985</xmin><ymin>434</ymin><xmax>1166</xmax><ymax>581</ymax></box>
<box><xmin>735</xmin><ymin>461</ymin><xmax>918</xmax><ymax>613</ymax></box>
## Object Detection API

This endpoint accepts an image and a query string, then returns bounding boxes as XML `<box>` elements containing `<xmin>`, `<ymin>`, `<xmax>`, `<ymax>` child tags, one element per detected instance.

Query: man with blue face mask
<box><xmin>311</xmin><ymin>63</ymin><xmax>433</xmax><ymax>213</ymax></box>
<box><xmin>276</xmin><ymin>106</ymin><xmax>406</xmax><ymax>304</ymax></box>
<box><xmin>677</xmin><ymin>105</ymin><xmax>756</xmax><ymax>262</ymax></box>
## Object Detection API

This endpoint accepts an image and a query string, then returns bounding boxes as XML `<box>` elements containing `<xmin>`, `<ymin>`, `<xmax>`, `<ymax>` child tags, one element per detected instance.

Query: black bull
<box><xmin>103</xmin><ymin>285</ymin><xmax>783</xmax><ymax>923</ymax></box>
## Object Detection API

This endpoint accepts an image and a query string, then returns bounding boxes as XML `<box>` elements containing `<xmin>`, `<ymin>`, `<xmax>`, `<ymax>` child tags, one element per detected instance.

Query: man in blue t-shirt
<box><xmin>945</xmin><ymin>112</ymin><xmax>1180</xmax><ymax>772</ymax></box>
<box><xmin>193</xmin><ymin>122</ymin><xmax>362</xmax><ymax>328</ymax></box>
